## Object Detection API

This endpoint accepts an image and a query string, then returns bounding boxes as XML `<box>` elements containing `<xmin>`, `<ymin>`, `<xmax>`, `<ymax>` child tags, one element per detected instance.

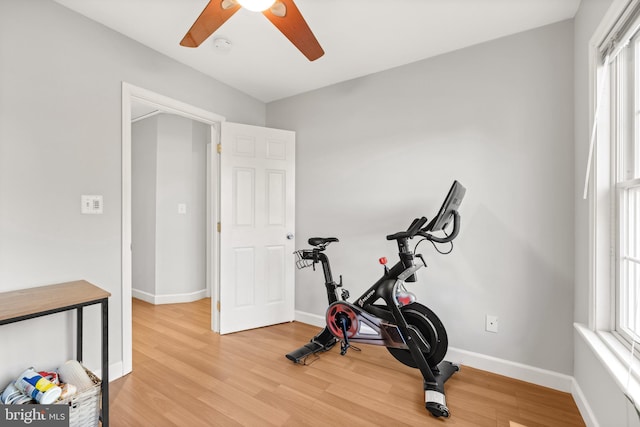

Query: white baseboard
<box><xmin>132</xmin><ymin>288</ymin><xmax>208</xmax><ymax>305</ymax></box>
<box><xmin>294</xmin><ymin>310</ymin><xmax>325</xmax><ymax>327</ymax></box>
<box><xmin>131</xmin><ymin>289</ymin><xmax>154</xmax><ymax>303</ymax></box>
<box><xmin>446</xmin><ymin>346</ymin><xmax>573</xmax><ymax>392</ymax></box>
<box><xmin>571</xmin><ymin>378</ymin><xmax>600</xmax><ymax>427</ymax></box>
<box><xmin>294</xmin><ymin>309</ymin><xmax>573</xmax><ymax>393</ymax></box>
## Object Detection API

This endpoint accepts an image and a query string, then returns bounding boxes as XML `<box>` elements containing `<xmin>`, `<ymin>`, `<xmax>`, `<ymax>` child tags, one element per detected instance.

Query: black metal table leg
<box><xmin>101</xmin><ymin>298</ymin><xmax>109</xmax><ymax>427</ymax></box>
<box><xmin>76</xmin><ymin>307</ymin><xmax>83</xmax><ymax>362</ymax></box>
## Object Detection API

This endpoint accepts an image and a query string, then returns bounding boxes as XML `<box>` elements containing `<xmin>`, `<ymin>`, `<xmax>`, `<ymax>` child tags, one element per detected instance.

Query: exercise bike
<box><xmin>286</xmin><ymin>180</ymin><xmax>466</xmax><ymax>418</ymax></box>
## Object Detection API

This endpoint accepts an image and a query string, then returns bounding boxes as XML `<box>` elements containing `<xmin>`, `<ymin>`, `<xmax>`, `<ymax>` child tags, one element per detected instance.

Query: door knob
<box><xmin>286</xmin><ymin>233</ymin><xmax>294</xmax><ymax>240</ymax></box>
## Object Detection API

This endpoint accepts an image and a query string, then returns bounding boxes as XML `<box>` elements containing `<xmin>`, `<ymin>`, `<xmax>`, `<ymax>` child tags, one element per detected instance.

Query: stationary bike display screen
<box><xmin>426</xmin><ymin>180</ymin><xmax>466</xmax><ymax>232</ymax></box>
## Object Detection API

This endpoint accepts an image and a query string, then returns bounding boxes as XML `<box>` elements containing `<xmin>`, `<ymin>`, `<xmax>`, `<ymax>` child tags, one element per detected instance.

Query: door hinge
<box><xmin>216</xmin><ymin>143</ymin><xmax>222</xmax><ymax>154</ymax></box>
<box><xmin>216</xmin><ymin>301</ymin><xmax>221</xmax><ymax>312</ymax></box>
<box><xmin>217</xmin><ymin>222</ymin><xmax>221</xmax><ymax>232</ymax></box>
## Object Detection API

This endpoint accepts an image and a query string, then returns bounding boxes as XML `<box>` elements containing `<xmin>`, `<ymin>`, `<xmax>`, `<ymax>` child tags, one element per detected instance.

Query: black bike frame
<box><xmin>313</xmin><ymin>238</ymin><xmax>439</xmax><ymax>386</ymax></box>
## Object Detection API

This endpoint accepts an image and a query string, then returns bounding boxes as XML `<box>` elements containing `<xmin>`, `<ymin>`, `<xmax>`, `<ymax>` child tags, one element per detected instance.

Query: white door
<box><xmin>219</xmin><ymin>122</ymin><xmax>295</xmax><ymax>334</ymax></box>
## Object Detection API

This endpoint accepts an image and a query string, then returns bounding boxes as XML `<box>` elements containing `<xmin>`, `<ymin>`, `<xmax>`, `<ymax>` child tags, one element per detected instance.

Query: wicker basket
<box><xmin>58</xmin><ymin>368</ymin><xmax>101</xmax><ymax>427</ymax></box>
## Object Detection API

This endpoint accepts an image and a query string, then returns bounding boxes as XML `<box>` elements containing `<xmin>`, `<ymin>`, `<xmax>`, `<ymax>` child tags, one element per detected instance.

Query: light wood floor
<box><xmin>109</xmin><ymin>298</ymin><xmax>585</xmax><ymax>426</ymax></box>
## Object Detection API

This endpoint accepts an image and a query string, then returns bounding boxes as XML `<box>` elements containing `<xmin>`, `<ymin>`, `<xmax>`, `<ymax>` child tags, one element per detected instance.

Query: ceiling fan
<box><xmin>180</xmin><ymin>0</ymin><xmax>324</xmax><ymax>61</ymax></box>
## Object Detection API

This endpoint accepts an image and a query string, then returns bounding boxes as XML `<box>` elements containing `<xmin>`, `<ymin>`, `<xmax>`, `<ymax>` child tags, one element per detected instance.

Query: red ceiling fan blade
<box><xmin>180</xmin><ymin>0</ymin><xmax>241</xmax><ymax>47</ymax></box>
<box><xmin>262</xmin><ymin>0</ymin><xmax>324</xmax><ymax>61</ymax></box>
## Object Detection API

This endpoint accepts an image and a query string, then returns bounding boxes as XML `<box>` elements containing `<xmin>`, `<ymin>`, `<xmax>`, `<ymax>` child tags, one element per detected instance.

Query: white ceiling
<box><xmin>53</xmin><ymin>0</ymin><xmax>581</xmax><ymax>103</ymax></box>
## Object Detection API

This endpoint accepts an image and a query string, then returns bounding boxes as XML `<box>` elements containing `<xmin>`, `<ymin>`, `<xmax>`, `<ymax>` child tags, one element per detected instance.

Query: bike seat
<box><xmin>308</xmin><ymin>237</ymin><xmax>339</xmax><ymax>247</ymax></box>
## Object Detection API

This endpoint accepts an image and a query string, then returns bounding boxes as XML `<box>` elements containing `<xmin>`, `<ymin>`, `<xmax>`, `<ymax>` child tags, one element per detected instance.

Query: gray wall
<box><xmin>268</xmin><ymin>20</ymin><xmax>575</xmax><ymax>375</ymax></box>
<box><xmin>132</xmin><ymin>115</ymin><xmax>158</xmax><ymax>296</ymax></box>
<box><xmin>132</xmin><ymin>114</ymin><xmax>209</xmax><ymax>299</ymax></box>
<box><xmin>573</xmin><ymin>1</ymin><xmax>640</xmax><ymax>426</ymax></box>
<box><xmin>155</xmin><ymin>114</ymin><xmax>208</xmax><ymax>297</ymax></box>
<box><xmin>0</xmin><ymin>0</ymin><xmax>264</xmax><ymax>385</ymax></box>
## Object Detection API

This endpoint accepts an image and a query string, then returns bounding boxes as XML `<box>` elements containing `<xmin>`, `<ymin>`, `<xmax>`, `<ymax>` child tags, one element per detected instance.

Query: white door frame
<box><xmin>121</xmin><ymin>82</ymin><xmax>225</xmax><ymax>375</ymax></box>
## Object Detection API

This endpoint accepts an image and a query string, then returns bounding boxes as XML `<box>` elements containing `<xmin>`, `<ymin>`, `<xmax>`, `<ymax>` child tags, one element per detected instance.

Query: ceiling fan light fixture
<box><xmin>236</xmin><ymin>0</ymin><xmax>276</xmax><ymax>12</ymax></box>
<box><xmin>181</xmin><ymin>0</ymin><xmax>323</xmax><ymax>60</ymax></box>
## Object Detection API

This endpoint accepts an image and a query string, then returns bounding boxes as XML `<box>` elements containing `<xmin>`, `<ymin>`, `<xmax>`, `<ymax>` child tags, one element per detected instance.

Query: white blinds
<box><xmin>583</xmin><ymin>0</ymin><xmax>640</xmax><ymax>199</ymax></box>
<box><xmin>600</xmin><ymin>0</ymin><xmax>640</xmax><ymax>62</ymax></box>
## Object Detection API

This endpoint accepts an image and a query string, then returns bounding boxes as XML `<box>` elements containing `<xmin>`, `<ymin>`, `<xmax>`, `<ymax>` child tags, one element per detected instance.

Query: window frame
<box><xmin>612</xmin><ymin>33</ymin><xmax>640</xmax><ymax>346</ymax></box>
<box><xmin>579</xmin><ymin>0</ymin><xmax>640</xmax><ymax>406</ymax></box>
<box><xmin>591</xmin><ymin>0</ymin><xmax>640</xmax><ymax>354</ymax></box>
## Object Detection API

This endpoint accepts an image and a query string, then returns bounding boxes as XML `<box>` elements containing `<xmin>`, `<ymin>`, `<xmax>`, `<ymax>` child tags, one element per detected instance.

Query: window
<box><xmin>598</xmin><ymin>2</ymin><xmax>640</xmax><ymax>345</ymax></box>
<box><xmin>614</xmin><ymin>35</ymin><xmax>640</xmax><ymax>343</ymax></box>
<box><xmin>581</xmin><ymin>0</ymin><xmax>640</xmax><ymax>406</ymax></box>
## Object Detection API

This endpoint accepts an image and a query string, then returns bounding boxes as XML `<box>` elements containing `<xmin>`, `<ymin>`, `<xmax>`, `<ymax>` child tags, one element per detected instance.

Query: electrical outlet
<box><xmin>486</xmin><ymin>315</ymin><xmax>498</xmax><ymax>333</ymax></box>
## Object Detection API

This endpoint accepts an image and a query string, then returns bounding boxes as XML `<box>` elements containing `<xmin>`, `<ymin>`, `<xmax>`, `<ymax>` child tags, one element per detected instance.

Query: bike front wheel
<box><xmin>387</xmin><ymin>303</ymin><xmax>448</xmax><ymax>368</ymax></box>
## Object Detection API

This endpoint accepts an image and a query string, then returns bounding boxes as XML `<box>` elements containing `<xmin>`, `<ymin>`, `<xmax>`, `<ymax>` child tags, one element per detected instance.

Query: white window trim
<box><xmin>583</xmin><ymin>0</ymin><xmax>640</xmax><ymax>411</ymax></box>
<box><xmin>588</xmin><ymin>35</ymin><xmax>613</xmax><ymax>334</ymax></box>
<box><xmin>588</xmin><ymin>0</ymin><xmax>638</xmax><ymax>333</ymax></box>
<box><xmin>575</xmin><ymin>324</ymin><xmax>640</xmax><ymax>404</ymax></box>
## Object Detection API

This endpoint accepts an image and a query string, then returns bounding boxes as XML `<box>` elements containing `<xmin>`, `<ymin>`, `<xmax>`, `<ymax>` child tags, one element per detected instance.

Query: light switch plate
<box><xmin>81</xmin><ymin>195</ymin><xmax>103</xmax><ymax>214</ymax></box>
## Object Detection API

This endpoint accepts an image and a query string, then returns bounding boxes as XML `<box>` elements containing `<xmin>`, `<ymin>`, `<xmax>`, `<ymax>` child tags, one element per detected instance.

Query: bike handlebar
<box><xmin>385</xmin><ymin>216</ymin><xmax>428</xmax><ymax>241</ymax></box>
<box><xmin>386</xmin><ymin>211</ymin><xmax>461</xmax><ymax>244</ymax></box>
<box><xmin>409</xmin><ymin>216</ymin><xmax>428</xmax><ymax>235</ymax></box>
<box><xmin>418</xmin><ymin>211</ymin><xmax>460</xmax><ymax>243</ymax></box>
